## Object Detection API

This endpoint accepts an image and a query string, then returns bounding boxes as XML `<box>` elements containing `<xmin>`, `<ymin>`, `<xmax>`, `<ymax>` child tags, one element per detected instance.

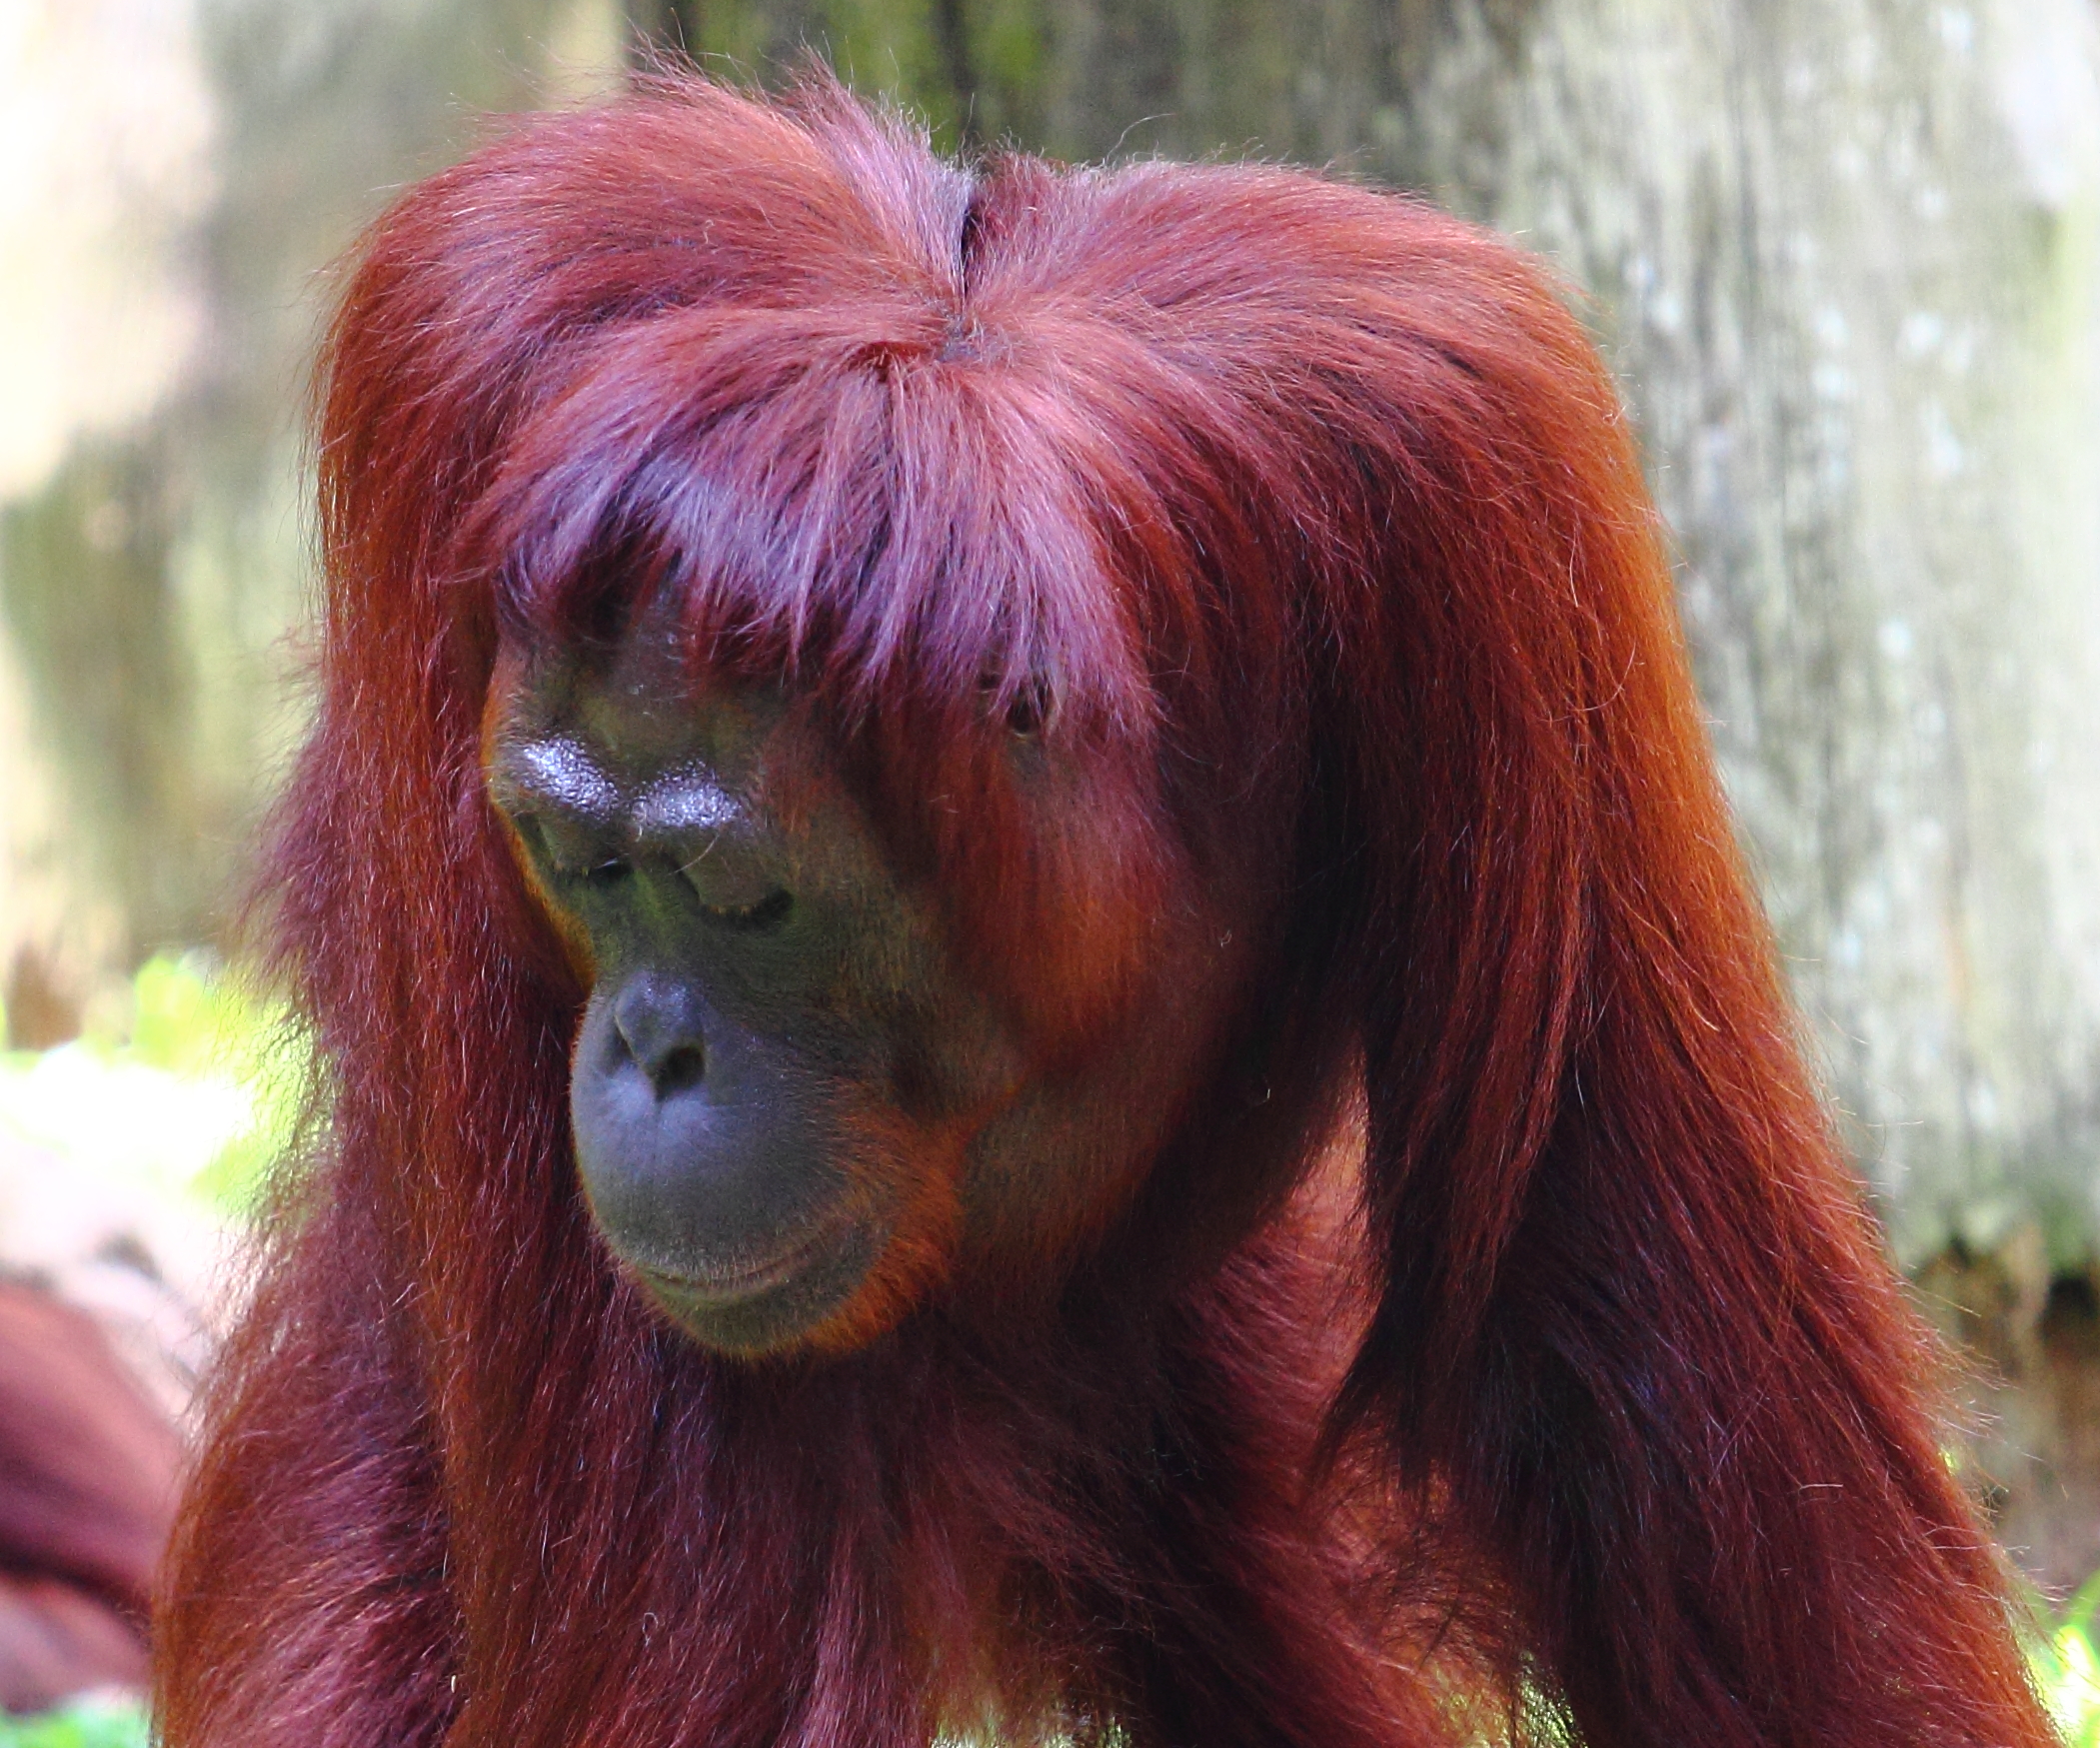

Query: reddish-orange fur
<box><xmin>154</xmin><ymin>79</ymin><xmax>2053</xmax><ymax>1748</ymax></box>
<box><xmin>0</xmin><ymin>1282</ymin><xmax>179</xmax><ymax>1712</ymax></box>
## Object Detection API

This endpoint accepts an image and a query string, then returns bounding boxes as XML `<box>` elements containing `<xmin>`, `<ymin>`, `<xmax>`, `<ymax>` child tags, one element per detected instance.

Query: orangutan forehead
<box><xmin>452</xmin><ymin>187</ymin><xmax>1332</xmax><ymax>743</ymax></box>
<box><xmin>481</xmin><ymin>360</ymin><xmax>1157</xmax><ymax>735</ymax></box>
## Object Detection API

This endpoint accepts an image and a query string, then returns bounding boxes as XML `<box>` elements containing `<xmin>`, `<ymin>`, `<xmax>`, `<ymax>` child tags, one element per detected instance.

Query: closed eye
<box><xmin>511</xmin><ymin>814</ymin><xmax>630</xmax><ymax>887</ymax></box>
<box><xmin>686</xmin><ymin>882</ymin><xmax>794</xmax><ymax>931</ymax></box>
<box><xmin>979</xmin><ymin>670</ymin><xmax>1056</xmax><ymax>739</ymax></box>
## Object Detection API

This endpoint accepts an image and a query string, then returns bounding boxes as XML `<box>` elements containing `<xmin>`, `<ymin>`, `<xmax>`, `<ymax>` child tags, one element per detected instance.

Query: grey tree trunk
<box><xmin>1360</xmin><ymin>2</ymin><xmax>2100</xmax><ymax>1584</ymax></box>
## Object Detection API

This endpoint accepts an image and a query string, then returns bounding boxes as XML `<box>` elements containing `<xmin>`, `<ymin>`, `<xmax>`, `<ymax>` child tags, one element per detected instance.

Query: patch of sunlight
<box><xmin>0</xmin><ymin>951</ymin><xmax>302</xmax><ymax>1220</ymax></box>
<box><xmin>2033</xmin><ymin>1568</ymin><xmax>2100</xmax><ymax>1746</ymax></box>
<box><xmin>0</xmin><ymin>1693</ymin><xmax>147</xmax><ymax>1747</ymax></box>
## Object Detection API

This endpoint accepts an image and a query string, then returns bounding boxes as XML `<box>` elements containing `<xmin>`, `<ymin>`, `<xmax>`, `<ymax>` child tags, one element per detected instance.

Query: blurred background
<box><xmin>1</xmin><ymin>0</ymin><xmax>2098</xmax><ymax>1737</ymax></box>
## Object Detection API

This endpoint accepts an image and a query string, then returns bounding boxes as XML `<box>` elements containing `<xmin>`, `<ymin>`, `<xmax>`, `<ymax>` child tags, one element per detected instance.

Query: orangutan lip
<box><xmin>632</xmin><ymin>1209</ymin><xmax>859</xmax><ymax>1305</ymax></box>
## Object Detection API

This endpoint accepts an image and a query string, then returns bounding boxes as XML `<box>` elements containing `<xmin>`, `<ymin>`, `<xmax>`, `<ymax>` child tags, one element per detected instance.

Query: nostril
<box><xmin>654</xmin><ymin>1042</ymin><xmax>706</xmax><ymax>1096</ymax></box>
<box><xmin>610</xmin><ymin>979</ymin><xmax>708</xmax><ymax>1098</ymax></box>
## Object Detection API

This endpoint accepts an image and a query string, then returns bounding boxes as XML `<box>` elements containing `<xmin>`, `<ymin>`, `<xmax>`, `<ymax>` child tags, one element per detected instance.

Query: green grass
<box><xmin>2034</xmin><ymin>1567</ymin><xmax>2100</xmax><ymax>1743</ymax></box>
<box><xmin>0</xmin><ymin>1697</ymin><xmax>148</xmax><ymax>1747</ymax></box>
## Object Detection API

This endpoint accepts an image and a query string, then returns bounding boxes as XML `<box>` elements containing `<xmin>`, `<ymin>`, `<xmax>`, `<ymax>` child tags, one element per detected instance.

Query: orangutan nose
<box><xmin>611</xmin><ymin>975</ymin><xmax>708</xmax><ymax>1097</ymax></box>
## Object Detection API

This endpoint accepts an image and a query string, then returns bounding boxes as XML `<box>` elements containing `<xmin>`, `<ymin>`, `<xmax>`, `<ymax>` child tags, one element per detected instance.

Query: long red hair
<box><xmin>155</xmin><ymin>79</ymin><xmax>2052</xmax><ymax>1748</ymax></box>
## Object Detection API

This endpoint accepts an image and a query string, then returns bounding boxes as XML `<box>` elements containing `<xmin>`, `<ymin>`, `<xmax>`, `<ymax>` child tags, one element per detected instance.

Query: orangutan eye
<box><xmin>514</xmin><ymin>813</ymin><xmax>630</xmax><ymax>888</ymax></box>
<box><xmin>669</xmin><ymin>824</ymin><xmax>793</xmax><ymax>926</ymax></box>
<box><xmin>984</xmin><ymin>673</ymin><xmax>1054</xmax><ymax>739</ymax></box>
<box><xmin>1007</xmin><ymin>690</ymin><xmax>1045</xmax><ymax>738</ymax></box>
<box><xmin>682</xmin><ymin>878</ymin><xmax>795</xmax><ymax>931</ymax></box>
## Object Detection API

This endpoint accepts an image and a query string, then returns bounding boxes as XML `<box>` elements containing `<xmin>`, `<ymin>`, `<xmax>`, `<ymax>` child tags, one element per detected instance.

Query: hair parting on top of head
<box><xmin>151</xmin><ymin>71</ymin><xmax>2056</xmax><ymax>1748</ymax></box>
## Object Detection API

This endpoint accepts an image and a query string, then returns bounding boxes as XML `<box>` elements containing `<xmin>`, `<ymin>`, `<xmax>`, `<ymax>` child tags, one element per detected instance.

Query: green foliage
<box><xmin>0</xmin><ymin>951</ymin><xmax>303</xmax><ymax>1219</ymax></box>
<box><xmin>125</xmin><ymin>954</ymin><xmax>307</xmax><ymax>1216</ymax></box>
<box><xmin>2033</xmin><ymin>1568</ymin><xmax>2100</xmax><ymax>1743</ymax></box>
<box><xmin>668</xmin><ymin>0</ymin><xmax>1052</xmax><ymax>154</ymax></box>
<box><xmin>0</xmin><ymin>1698</ymin><xmax>148</xmax><ymax>1748</ymax></box>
